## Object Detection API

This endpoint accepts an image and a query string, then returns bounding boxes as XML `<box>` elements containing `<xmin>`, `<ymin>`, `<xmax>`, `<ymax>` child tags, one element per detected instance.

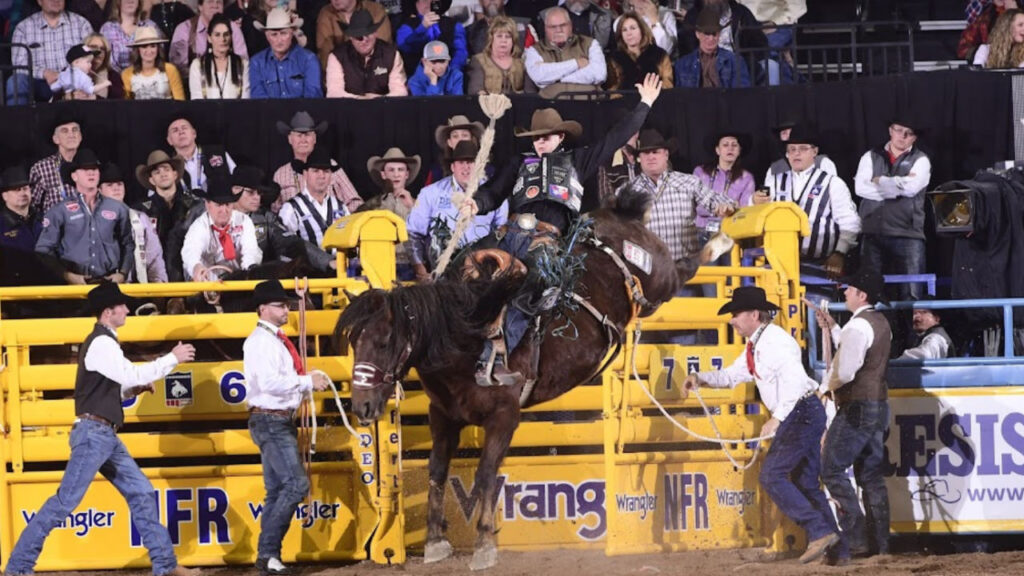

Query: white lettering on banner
<box><xmin>449</xmin><ymin>475</ymin><xmax>607</xmax><ymax>540</ymax></box>
<box><xmin>20</xmin><ymin>508</ymin><xmax>115</xmax><ymax>537</ymax></box>
<box><xmin>247</xmin><ymin>499</ymin><xmax>342</xmax><ymax>528</ymax></box>
<box><xmin>715</xmin><ymin>489</ymin><xmax>756</xmax><ymax>515</ymax></box>
<box><xmin>663</xmin><ymin>472</ymin><xmax>709</xmax><ymax>532</ymax></box>
<box><xmin>882</xmin><ymin>392</ymin><xmax>1024</xmax><ymax>526</ymax></box>
<box><xmin>614</xmin><ymin>491</ymin><xmax>657</xmax><ymax>520</ymax></box>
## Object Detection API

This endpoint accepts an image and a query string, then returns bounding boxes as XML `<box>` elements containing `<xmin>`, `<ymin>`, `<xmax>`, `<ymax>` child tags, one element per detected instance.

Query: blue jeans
<box><xmin>821</xmin><ymin>400</ymin><xmax>891</xmax><ymax>558</ymax></box>
<box><xmin>859</xmin><ymin>234</ymin><xmax>925</xmax><ymax>301</ymax></box>
<box><xmin>760</xmin><ymin>395</ymin><xmax>838</xmax><ymax>543</ymax></box>
<box><xmin>5</xmin><ymin>419</ymin><xmax>178</xmax><ymax>575</ymax></box>
<box><xmin>5</xmin><ymin>73</ymin><xmax>52</xmax><ymax>105</ymax></box>
<box><xmin>249</xmin><ymin>412</ymin><xmax>308</xmax><ymax>560</ymax></box>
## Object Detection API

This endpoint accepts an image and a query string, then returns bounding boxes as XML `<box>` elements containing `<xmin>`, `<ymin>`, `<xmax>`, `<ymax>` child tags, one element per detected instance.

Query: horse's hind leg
<box><xmin>469</xmin><ymin>401</ymin><xmax>519</xmax><ymax>571</ymax></box>
<box><xmin>424</xmin><ymin>405</ymin><xmax>462</xmax><ymax>564</ymax></box>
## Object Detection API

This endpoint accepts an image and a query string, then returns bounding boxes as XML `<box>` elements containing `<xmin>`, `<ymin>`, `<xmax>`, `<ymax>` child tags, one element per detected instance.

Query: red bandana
<box><xmin>212</xmin><ymin>225</ymin><xmax>236</xmax><ymax>261</ymax></box>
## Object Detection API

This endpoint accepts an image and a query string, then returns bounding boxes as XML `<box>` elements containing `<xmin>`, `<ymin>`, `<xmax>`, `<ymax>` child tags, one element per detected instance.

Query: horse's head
<box><xmin>336</xmin><ymin>289</ymin><xmax>412</xmax><ymax>425</ymax></box>
<box><xmin>591</xmin><ymin>186</ymin><xmax>680</xmax><ymax>316</ymax></box>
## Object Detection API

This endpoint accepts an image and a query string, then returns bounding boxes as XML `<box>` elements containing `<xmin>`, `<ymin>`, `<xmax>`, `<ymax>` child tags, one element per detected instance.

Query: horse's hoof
<box><xmin>468</xmin><ymin>544</ymin><xmax>498</xmax><ymax>571</ymax></box>
<box><xmin>423</xmin><ymin>540</ymin><xmax>453</xmax><ymax>564</ymax></box>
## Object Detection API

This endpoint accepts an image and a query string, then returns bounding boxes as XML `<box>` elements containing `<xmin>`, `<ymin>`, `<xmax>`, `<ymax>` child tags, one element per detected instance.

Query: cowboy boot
<box><xmin>474</xmin><ymin>307</ymin><xmax>523</xmax><ymax>387</ymax></box>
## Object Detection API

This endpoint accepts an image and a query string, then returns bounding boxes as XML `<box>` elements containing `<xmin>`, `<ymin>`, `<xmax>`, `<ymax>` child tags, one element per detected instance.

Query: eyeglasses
<box><xmin>890</xmin><ymin>127</ymin><xmax>916</xmax><ymax>138</ymax></box>
<box><xmin>786</xmin><ymin>145</ymin><xmax>815</xmax><ymax>154</ymax></box>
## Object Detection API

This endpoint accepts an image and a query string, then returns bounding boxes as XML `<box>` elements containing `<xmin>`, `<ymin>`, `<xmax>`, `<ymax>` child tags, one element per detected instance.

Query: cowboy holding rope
<box><xmin>684</xmin><ymin>286</ymin><xmax>841</xmax><ymax>565</ymax></box>
<box><xmin>460</xmin><ymin>73</ymin><xmax>663</xmax><ymax>387</ymax></box>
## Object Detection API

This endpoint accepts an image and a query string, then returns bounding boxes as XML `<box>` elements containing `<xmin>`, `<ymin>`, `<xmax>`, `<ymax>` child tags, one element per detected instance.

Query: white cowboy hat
<box><xmin>128</xmin><ymin>26</ymin><xmax>168</xmax><ymax>47</ymax></box>
<box><xmin>254</xmin><ymin>7</ymin><xmax>304</xmax><ymax>31</ymax></box>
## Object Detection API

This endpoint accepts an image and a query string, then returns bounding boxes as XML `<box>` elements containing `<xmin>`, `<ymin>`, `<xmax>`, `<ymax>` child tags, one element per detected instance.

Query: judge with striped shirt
<box><xmin>761</xmin><ymin>125</ymin><xmax>860</xmax><ymax>280</ymax></box>
<box><xmin>278</xmin><ymin>146</ymin><xmax>350</xmax><ymax>273</ymax></box>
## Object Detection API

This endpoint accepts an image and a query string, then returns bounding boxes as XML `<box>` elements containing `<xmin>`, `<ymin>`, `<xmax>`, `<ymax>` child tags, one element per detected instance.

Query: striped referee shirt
<box><xmin>621</xmin><ymin>171</ymin><xmax>735</xmax><ymax>262</ymax></box>
<box><xmin>767</xmin><ymin>166</ymin><xmax>861</xmax><ymax>260</ymax></box>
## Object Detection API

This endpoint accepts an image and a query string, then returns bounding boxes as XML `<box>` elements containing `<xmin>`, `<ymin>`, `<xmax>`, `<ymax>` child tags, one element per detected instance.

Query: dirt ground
<box><xmin>42</xmin><ymin>548</ymin><xmax>1024</xmax><ymax>576</ymax></box>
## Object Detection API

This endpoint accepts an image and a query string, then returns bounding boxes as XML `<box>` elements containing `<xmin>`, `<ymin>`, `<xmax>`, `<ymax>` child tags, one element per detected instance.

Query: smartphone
<box><xmin>430</xmin><ymin>0</ymin><xmax>441</xmax><ymax>13</ymax></box>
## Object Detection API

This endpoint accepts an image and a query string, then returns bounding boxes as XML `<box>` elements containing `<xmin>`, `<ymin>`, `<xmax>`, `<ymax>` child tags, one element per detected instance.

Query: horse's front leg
<box><xmin>470</xmin><ymin>398</ymin><xmax>520</xmax><ymax>571</ymax></box>
<box><xmin>424</xmin><ymin>404</ymin><xmax>463</xmax><ymax>564</ymax></box>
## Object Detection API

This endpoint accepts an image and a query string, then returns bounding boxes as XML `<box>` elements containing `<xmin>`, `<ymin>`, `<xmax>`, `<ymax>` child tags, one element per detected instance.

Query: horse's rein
<box><xmin>586</xmin><ymin>237</ymin><xmax>652</xmax><ymax>320</ymax></box>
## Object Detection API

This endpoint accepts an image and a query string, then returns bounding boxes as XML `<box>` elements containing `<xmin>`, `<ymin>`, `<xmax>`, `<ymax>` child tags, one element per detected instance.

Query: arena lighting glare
<box><xmin>927</xmin><ymin>186</ymin><xmax>974</xmax><ymax>236</ymax></box>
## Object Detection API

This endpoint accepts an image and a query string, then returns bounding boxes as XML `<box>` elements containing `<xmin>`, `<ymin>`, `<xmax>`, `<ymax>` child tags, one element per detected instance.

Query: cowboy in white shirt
<box><xmin>181</xmin><ymin>180</ymin><xmax>261</xmax><ymax>280</ymax></box>
<box><xmin>684</xmin><ymin>286</ymin><xmax>840</xmax><ymax>565</ymax></box>
<box><xmin>243</xmin><ymin>279</ymin><xmax>329</xmax><ymax>576</ymax></box>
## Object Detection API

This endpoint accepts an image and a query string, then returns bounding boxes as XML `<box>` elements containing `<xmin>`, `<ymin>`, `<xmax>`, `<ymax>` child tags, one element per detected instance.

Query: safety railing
<box><xmin>734</xmin><ymin>21</ymin><xmax>916</xmax><ymax>86</ymax></box>
<box><xmin>0</xmin><ymin>42</ymin><xmax>35</xmax><ymax>106</ymax></box>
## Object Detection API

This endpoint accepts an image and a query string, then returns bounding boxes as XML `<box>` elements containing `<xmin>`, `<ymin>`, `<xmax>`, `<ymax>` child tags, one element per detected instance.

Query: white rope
<box><xmin>323</xmin><ymin>375</ymin><xmax>363</xmax><ymax>440</ymax></box>
<box><xmin>627</xmin><ymin>325</ymin><xmax>770</xmax><ymax>470</ymax></box>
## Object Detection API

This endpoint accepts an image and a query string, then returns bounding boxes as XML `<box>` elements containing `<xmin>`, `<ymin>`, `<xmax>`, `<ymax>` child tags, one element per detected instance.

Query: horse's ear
<box><xmin>343</xmin><ymin>289</ymin><xmax>358</xmax><ymax>301</ymax></box>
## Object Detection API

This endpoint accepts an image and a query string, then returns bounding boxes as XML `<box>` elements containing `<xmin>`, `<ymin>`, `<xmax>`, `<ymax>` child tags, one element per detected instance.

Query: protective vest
<box><xmin>75</xmin><ymin>324</ymin><xmax>125</xmax><ymax>427</ymax></box>
<box><xmin>510</xmin><ymin>150</ymin><xmax>583</xmax><ymax>214</ymax></box>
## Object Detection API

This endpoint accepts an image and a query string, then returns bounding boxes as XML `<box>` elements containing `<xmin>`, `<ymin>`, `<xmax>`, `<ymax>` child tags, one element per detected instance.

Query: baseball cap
<box><xmin>423</xmin><ymin>40</ymin><xmax>451</xmax><ymax>61</ymax></box>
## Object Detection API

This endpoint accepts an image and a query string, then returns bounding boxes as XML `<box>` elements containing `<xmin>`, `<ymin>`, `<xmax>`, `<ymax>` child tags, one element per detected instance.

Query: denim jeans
<box><xmin>5</xmin><ymin>419</ymin><xmax>178</xmax><ymax>575</ymax></box>
<box><xmin>821</xmin><ymin>400</ymin><xmax>891</xmax><ymax>558</ymax></box>
<box><xmin>249</xmin><ymin>412</ymin><xmax>309</xmax><ymax>561</ymax></box>
<box><xmin>759</xmin><ymin>395</ymin><xmax>838</xmax><ymax>543</ymax></box>
<box><xmin>859</xmin><ymin>234</ymin><xmax>925</xmax><ymax>300</ymax></box>
<box><xmin>5</xmin><ymin>74</ymin><xmax>52</xmax><ymax>106</ymax></box>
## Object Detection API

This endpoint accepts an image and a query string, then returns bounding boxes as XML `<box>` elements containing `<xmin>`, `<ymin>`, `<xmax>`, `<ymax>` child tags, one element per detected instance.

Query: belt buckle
<box><xmin>516</xmin><ymin>213</ymin><xmax>538</xmax><ymax>231</ymax></box>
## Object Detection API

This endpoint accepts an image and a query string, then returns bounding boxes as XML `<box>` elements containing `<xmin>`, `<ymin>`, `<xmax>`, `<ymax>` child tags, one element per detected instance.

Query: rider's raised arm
<box><xmin>474</xmin><ymin>155</ymin><xmax>520</xmax><ymax>215</ymax></box>
<box><xmin>575</xmin><ymin>100</ymin><xmax>650</xmax><ymax>183</ymax></box>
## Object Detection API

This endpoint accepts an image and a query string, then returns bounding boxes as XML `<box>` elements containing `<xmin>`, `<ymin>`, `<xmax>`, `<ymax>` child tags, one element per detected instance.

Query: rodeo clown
<box><xmin>683</xmin><ymin>286</ymin><xmax>841</xmax><ymax>565</ymax></box>
<box><xmin>3</xmin><ymin>283</ymin><xmax>199</xmax><ymax>576</ymax></box>
<box><xmin>460</xmin><ymin>73</ymin><xmax>663</xmax><ymax>387</ymax></box>
<box><xmin>244</xmin><ymin>280</ymin><xmax>331</xmax><ymax>576</ymax></box>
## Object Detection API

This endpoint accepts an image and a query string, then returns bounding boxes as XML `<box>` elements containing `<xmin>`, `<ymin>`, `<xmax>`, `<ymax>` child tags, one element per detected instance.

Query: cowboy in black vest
<box><xmin>853</xmin><ymin>116</ymin><xmax>932</xmax><ymax>301</ymax></box>
<box><xmin>900</xmin><ymin>297</ymin><xmax>954</xmax><ymax>359</ymax></box>
<box><xmin>462</xmin><ymin>73</ymin><xmax>663</xmax><ymax>386</ymax></box>
<box><xmin>245</xmin><ymin>280</ymin><xmax>330</xmax><ymax>576</ymax></box>
<box><xmin>2</xmin><ymin>283</ymin><xmax>198</xmax><ymax>576</ymax></box>
<box><xmin>327</xmin><ymin>10</ymin><xmax>408</xmax><ymax>98</ymax></box>
<box><xmin>815</xmin><ymin>268</ymin><xmax>893</xmax><ymax>564</ymax></box>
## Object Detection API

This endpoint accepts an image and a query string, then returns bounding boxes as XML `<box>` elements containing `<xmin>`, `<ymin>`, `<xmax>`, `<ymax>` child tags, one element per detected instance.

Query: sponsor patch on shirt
<box><xmin>525</xmin><ymin>185</ymin><xmax>539</xmax><ymax>199</ymax></box>
<box><xmin>548</xmin><ymin>184</ymin><xmax>569</xmax><ymax>202</ymax></box>
<box><xmin>374</xmin><ymin>66</ymin><xmax>387</xmax><ymax>75</ymax></box>
<box><xmin>101</xmin><ymin>210</ymin><xmax>117</xmax><ymax>220</ymax></box>
<box><xmin>66</xmin><ymin>202</ymin><xmax>79</xmax><ymax>212</ymax></box>
<box><xmin>622</xmin><ymin>240</ymin><xmax>652</xmax><ymax>275</ymax></box>
<box><xmin>208</xmin><ymin>155</ymin><xmax>224</xmax><ymax>168</ymax></box>
<box><xmin>69</xmin><ymin>214</ymin><xmax>84</xmax><ymax>221</ymax></box>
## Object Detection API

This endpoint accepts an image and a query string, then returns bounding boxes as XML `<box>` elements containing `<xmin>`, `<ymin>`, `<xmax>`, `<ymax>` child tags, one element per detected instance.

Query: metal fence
<box><xmin>0</xmin><ymin>42</ymin><xmax>34</xmax><ymax>106</ymax></box>
<box><xmin>734</xmin><ymin>21</ymin><xmax>916</xmax><ymax>86</ymax></box>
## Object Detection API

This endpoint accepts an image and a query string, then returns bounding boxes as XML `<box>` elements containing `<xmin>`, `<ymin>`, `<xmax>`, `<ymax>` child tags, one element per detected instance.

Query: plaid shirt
<box><xmin>623</xmin><ymin>171</ymin><xmax>733</xmax><ymax>262</ymax></box>
<box><xmin>29</xmin><ymin>154</ymin><xmax>75</xmax><ymax>215</ymax></box>
<box><xmin>959</xmin><ymin>4</ymin><xmax>1000</xmax><ymax>59</ymax></box>
<box><xmin>966</xmin><ymin>0</ymin><xmax>991</xmax><ymax>24</ymax></box>
<box><xmin>12</xmin><ymin>11</ymin><xmax>93</xmax><ymax>78</ymax></box>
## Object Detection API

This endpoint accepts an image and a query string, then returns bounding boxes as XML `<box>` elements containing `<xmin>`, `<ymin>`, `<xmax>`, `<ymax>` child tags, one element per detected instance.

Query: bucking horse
<box><xmin>335</xmin><ymin>188</ymin><xmax>698</xmax><ymax>569</ymax></box>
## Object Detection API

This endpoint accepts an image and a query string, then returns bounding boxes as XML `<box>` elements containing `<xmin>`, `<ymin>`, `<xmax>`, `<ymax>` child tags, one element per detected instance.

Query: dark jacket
<box><xmin>677</xmin><ymin>0</ymin><xmax>768</xmax><ymax>57</ymax></box>
<box><xmin>674</xmin><ymin>47</ymin><xmax>750</xmax><ymax>88</ymax></box>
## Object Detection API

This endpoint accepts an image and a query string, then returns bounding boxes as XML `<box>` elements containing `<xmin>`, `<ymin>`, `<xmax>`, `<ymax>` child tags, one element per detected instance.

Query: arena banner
<box><xmin>887</xmin><ymin>386</ymin><xmax>1024</xmax><ymax>533</ymax></box>
<box><xmin>7</xmin><ymin>466</ymin><xmax>375</xmax><ymax>571</ymax></box>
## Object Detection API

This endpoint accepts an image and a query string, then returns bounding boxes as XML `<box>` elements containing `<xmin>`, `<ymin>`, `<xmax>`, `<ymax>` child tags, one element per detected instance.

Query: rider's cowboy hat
<box><xmin>717</xmin><ymin>286</ymin><xmax>779</xmax><ymax>316</ymax></box>
<box><xmin>367</xmin><ymin>148</ymin><xmax>421</xmax><ymax>188</ymax></box>
<box><xmin>127</xmin><ymin>26</ymin><xmax>168</xmax><ymax>47</ymax></box>
<box><xmin>252</xmin><ymin>279</ymin><xmax>298</xmax><ymax>309</ymax></box>
<box><xmin>136</xmin><ymin>150</ymin><xmax>185</xmax><ymax>190</ymax></box>
<box><xmin>275</xmin><ymin>111</ymin><xmax>328</xmax><ymax>136</ymax></box>
<box><xmin>434</xmin><ymin>115</ymin><xmax>484</xmax><ymax>149</ymax></box>
<box><xmin>339</xmin><ymin>9</ymin><xmax>384</xmax><ymax>38</ymax></box>
<box><xmin>514</xmin><ymin>108</ymin><xmax>583</xmax><ymax>141</ymax></box>
<box><xmin>254</xmin><ymin>7</ymin><xmax>304</xmax><ymax>31</ymax></box>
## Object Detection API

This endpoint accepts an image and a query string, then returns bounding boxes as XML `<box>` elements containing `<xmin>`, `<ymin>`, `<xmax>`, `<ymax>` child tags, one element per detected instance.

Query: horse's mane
<box><xmin>337</xmin><ymin>278</ymin><xmax>517</xmax><ymax>373</ymax></box>
<box><xmin>601</xmin><ymin>184</ymin><xmax>652</xmax><ymax>222</ymax></box>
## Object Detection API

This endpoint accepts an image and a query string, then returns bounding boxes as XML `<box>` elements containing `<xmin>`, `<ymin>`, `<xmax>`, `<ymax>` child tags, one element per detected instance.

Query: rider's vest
<box><xmin>510</xmin><ymin>150</ymin><xmax>584</xmax><ymax>215</ymax></box>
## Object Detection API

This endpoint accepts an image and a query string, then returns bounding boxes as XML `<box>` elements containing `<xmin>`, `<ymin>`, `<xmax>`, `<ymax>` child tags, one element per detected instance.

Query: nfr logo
<box><xmin>663</xmin><ymin>472</ymin><xmax>709</xmax><ymax>532</ymax></box>
<box><xmin>131</xmin><ymin>488</ymin><xmax>230</xmax><ymax>546</ymax></box>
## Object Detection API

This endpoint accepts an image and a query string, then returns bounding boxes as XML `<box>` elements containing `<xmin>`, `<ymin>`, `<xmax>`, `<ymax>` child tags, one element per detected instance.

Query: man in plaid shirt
<box><xmin>620</xmin><ymin>129</ymin><xmax>737</xmax><ymax>268</ymax></box>
<box><xmin>30</xmin><ymin>110</ymin><xmax>82</xmax><ymax>215</ymax></box>
<box><xmin>7</xmin><ymin>0</ymin><xmax>93</xmax><ymax>104</ymax></box>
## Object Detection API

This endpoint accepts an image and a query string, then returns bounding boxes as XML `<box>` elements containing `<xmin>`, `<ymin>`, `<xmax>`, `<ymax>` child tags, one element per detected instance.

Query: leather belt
<box><xmin>249</xmin><ymin>406</ymin><xmax>296</xmax><ymax>418</ymax></box>
<box><xmin>76</xmin><ymin>413</ymin><xmax>118</xmax><ymax>431</ymax></box>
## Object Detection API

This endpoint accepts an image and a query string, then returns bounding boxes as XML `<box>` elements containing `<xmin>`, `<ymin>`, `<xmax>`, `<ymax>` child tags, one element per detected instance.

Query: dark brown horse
<box><xmin>334</xmin><ymin>189</ymin><xmax>681</xmax><ymax>569</ymax></box>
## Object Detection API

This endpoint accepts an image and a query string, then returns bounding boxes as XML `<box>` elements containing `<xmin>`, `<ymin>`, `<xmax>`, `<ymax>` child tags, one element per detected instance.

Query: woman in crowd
<box><xmin>605</xmin><ymin>11</ymin><xmax>672</xmax><ymax>90</ymax></box>
<box><xmin>122</xmin><ymin>26</ymin><xmax>186</xmax><ymax>99</ymax></box>
<box><xmin>975</xmin><ymin>9</ymin><xmax>1024</xmax><ymax>68</ymax></box>
<box><xmin>616</xmin><ymin>0</ymin><xmax>676</xmax><ymax>55</ymax></box>
<box><xmin>693</xmin><ymin>130</ymin><xmax>754</xmax><ymax>267</ymax></box>
<box><xmin>466</xmin><ymin>16</ymin><xmax>531</xmax><ymax>95</ymax></box>
<box><xmin>83</xmin><ymin>33</ymin><xmax>126</xmax><ymax>98</ymax></box>
<box><xmin>100</xmin><ymin>0</ymin><xmax>158</xmax><ymax>72</ymax></box>
<box><xmin>189</xmin><ymin>13</ymin><xmax>250</xmax><ymax>98</ymax></box>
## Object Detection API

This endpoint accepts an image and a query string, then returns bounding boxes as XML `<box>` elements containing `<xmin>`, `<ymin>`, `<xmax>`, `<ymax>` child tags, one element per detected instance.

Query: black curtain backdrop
<box><xmin>1</xmin><ymin>69</ymin><xmax>1012</xmax><ymax>279</ymax></box>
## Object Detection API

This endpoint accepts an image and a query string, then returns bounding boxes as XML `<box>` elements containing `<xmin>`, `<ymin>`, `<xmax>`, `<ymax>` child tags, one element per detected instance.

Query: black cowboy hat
<box><xmin>252</xmin><ymin>279</ymin><xmax>298</xmax><ymax>309</ymax></box>
<box><xmin>203</xmin><ymin>174</ymin><xmax>240</xmax><ymax>205</ymax></box>
<box><xmin>259</xmin><ymin>180</ymin><xmax>282</xmax><ymax>210</ymax></box>
<box><xmin>771</xmin><ymin>118</ymin><xmax>799</xmax><ymax>135</ymax></box>
<box><xmin>888</xmin><ymin>114</ymin><xmax>925</xmax><ymax>136</ymax></box>
<box><xmin>705</xmin><ymin>129</ymin><xmax>752</xmax><ymax>156</ymax></box>
<box><xmin>0</xmin><ymin>166</ymin><xmax>30</xmax><ymax>192</ymax></box>
<box><xmin>99</xmin><ymin>163</ymin><xmax>124</xmax><ymax>185</ymax></box>
<box><xmin>340</xmin><ymin>9</ymin><xmax>384</xmax><ymax>38</ymax></box>
<box><xmin>450</xmin><ymin>140</ymin><xmax>479</xmax><ymax>162</ymax></box>
<box><xmin>785</xmin><ymin>124</ymin><xmax>819</xmax><ymax>147</ymax></box>
<box><xmin>292</xmin><ymin>145</ymin><xmax>336</xmax><ymax>173</ymax></box>
<box><xmin>48</xmin><ymin>106</ymin><xmax>83</xmax><ymax>137</ymax></box>
<box><xmin>717</xmin><ymin>286</ymin><xmax>779</xmax><ymax>316</ymax></box>
<box><xmin>231</xmin><ymin>165</ymin><xmax>266</xmax><ymax>190</ymax></box>
<box><xmin>515</xmin><ymin>108</ymin><xmax>583</xmax><ymax>141</ymax></box>
<box><xmin>635</xmin><ymin>128</ymin><xmax>677</xmax><ymax>154</ymax></box>
<box><xmin>840</xmin><ymin>267</ymin><xmax>889</xmax><ymax>306</ymax></box>
<box><xmin>86</xmin><ymin>281</ymin><xmax>141</xmax><ymax>315</ymax></box>
<box><xmin>911</xmin><ymin>294</ymin><xmax>942</xmax><ymax>319</ymax></box>
<box><xmin>275</xmin><ymin>110</ymin><xmax>328</xmax><ymax>136</ymax></box>
<box><xmin>60</xmin><ymin>148</ymin><xmax>102</xmax><ymax>185</ymax></box>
